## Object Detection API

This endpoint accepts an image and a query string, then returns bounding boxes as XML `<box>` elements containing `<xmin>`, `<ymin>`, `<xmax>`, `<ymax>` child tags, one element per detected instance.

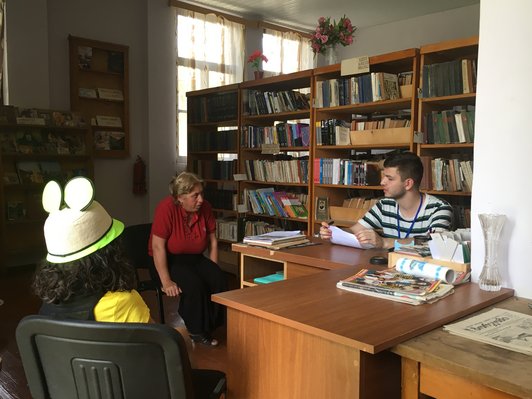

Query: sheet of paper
<box><xmin>330</xmin><ymin>226</ymin><xmax>373</xmax><ymax>249</ymax></box>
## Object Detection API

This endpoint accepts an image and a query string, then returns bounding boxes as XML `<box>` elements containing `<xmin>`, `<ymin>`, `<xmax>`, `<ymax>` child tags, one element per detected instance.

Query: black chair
<box><xmin>16</xmin><ymin>315</ymin><xmax>227</xmax><ymax>399</ymax></box>
<box><xmin>121</xmin><ymin>223</ymin><xmax>165</xmax><ymax>323</ymax></box>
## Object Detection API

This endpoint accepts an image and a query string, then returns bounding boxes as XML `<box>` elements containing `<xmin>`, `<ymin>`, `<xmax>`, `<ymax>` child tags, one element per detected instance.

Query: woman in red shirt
<box><xmin>150</xmin><ymin>172</ymin><xmax>227</xmax><ymax>346</ymax></box>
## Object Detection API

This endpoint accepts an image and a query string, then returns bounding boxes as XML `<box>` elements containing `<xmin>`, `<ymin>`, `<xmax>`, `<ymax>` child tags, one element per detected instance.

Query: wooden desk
<box><xmin>213</xmin><ymin>263</ymin><xmax>514</xmax><ymax>398</ymax></box>
<box><xmin>392</xmin><ymin>296</ymin><xmax>532</xmax><ymax>399</ymax></box>
<box><xmin>232</xmin><ymin>239</ymin><xmax>388</xmax><ymax>287</ymax></box>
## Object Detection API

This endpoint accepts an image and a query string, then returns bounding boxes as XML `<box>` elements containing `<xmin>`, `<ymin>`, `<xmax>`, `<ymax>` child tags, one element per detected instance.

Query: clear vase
<box><xmin>319</xmin><ymin>46</ymin><xmax>338</xmax><ymax>67</ymax></box>
<box><xmin>478</xmin><ymin>213</ymin><xmax>506</xmax><ymax>291</ymax></box>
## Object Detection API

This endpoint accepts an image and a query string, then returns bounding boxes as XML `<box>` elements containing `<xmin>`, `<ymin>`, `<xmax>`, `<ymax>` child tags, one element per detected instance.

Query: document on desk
<box><xmin>330</xmin><ymin>226</ymin><xmax>373</xmax><ymax>249</ymax></box>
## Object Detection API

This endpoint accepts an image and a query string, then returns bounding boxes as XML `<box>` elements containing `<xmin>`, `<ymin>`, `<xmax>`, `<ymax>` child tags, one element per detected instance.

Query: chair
<box><xmin>121</xmin><ymin>223</ymin><xmax>165</xmax><ymax>323</ymax></box>
<box><xmin>16</xmin><ymin>315</ymin><xmax>227</xmax><ymax>399</ymax></box>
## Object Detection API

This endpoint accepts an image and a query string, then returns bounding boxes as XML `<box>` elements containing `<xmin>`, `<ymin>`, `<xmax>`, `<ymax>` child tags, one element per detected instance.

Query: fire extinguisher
<box><xmin>133</xmin><ymin>155</ymin><xmax>147</xmax><ymax>195</ymax></box>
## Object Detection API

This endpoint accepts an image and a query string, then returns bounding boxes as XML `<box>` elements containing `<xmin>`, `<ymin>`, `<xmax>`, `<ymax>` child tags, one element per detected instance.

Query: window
<box><xmin>263</xmin><ymin>29</ymin><xmax>315</xmax><ymax>75</ymax></box>
<box><xmin>176</xmin><ymin>9</ymin><xmax>244</xmax><ymax>157</ymax></box>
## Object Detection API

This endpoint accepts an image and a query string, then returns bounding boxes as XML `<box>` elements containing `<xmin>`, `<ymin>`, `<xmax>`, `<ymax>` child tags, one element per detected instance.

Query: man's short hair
<box><xmin>383</xmin><ymin>152</ymin><xmax>423</xmax><ymax>188</ymax></box>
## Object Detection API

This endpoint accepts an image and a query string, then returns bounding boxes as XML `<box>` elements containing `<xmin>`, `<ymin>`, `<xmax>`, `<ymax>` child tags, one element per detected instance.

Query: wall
<box><xmin>471</xmin><ymin>0</ymin><xmax>532</xmax><ymax>298</ymax></box>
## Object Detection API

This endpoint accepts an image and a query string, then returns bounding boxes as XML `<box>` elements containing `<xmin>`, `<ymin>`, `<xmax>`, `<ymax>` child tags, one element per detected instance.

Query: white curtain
<box><xmin>263</xmin><ymin>28</ymin><xmax>315</xmax><ymax>75</ymax></box>
<box><xmin>176</xmin><ymin>9</ymin><xmax>244</xmax><ymax>156</ymax></box>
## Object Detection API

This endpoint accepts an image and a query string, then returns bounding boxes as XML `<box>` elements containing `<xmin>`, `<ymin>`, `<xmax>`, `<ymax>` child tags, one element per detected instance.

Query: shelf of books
<box><xmin>417</xmin><ymin>36</ymin><xmax>478</xmax><ymax>228</ymax></box>
<box><xmin>312</xmin><ymin>48</ymin><xmax>420</xmax><ymax>234</ymax></box>
<box><xmin>186</xmin><ymin>84</ymin><xmax>240</xmax><ymax>271</ymax></box>
<box><xmin>69</xmin><ymin>35</ymin><xmax>129</xmax><ymax>158</ymax></box>
<box><xmin>0</xmin><ymin>106</ymin><xmax>93</xmax><ymax>271</ymax></box>
<box><xmin>239</xmin><ymin>70</ymin><xmax>313</xmax><ymax>236</ymax></box>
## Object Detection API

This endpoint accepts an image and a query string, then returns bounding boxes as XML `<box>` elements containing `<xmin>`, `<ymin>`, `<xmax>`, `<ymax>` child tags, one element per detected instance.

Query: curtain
<box><xmin>263</xmin><ymin>28</ymin><xmax>315</xmax><ymax>75</ymax></box>
<box><xmin>176</xmin><ymin>8</ymin><xmax>245</xmax><ymax>156</ymax></box>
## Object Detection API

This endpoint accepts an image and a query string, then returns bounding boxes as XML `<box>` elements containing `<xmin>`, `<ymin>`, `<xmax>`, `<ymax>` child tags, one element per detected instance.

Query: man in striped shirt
<box><xmin>320</xmin><ymin>152</ymin><xmax>453</xmax><ymax>249</ymax></box>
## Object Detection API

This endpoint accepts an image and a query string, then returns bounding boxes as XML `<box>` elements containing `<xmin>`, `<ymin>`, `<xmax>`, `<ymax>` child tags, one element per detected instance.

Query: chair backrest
<box><xmin>121</xmin><ymin>223</ymin><xmax>153</xmax><ymax>269</ymax></box>
<box><xmin>16</xmin><ymin>315</ymin><xmax>194</xmax><ymax>399</ymax></box>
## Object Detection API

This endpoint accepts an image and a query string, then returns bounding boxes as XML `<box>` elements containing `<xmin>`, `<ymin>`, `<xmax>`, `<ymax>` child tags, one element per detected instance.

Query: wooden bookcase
<box><xmin>0</xmin><ymin>105</ymin><xmax>93</xmax><ymax>272</ymax></box>
<box><xmin>186</xmin><ymin>84</ymin><xmax>240</xmax><ymax>272</ymax></box>
<box><xmin>239</xmin><ymin>70</ymin><xmax>313</xmax><ymax>235</ymax></box>
<box><xmin>312</xmin><ymin>48</ymin><xmax>420</xmax><ymax>234</ymax></box>
<box><xmin>68</xmin><ymin>35</ymin><xmax>129</xmax><ymax>158</ymax></box>
<box><xmin>417</xmin><ymin>36</ymin><xmax>478</xmax><ymax>228</ymax></box>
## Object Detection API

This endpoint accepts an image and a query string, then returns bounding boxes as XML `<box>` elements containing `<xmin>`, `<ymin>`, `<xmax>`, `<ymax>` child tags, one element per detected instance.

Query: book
<box><xmin>78</xmin><ymin>46</ymin><xmax>92</xmax><ymax>70</ymax></box>
<box><xmin>16</xmin><ymin>161</ymin><xmax>43</xmax><ymax>184</ymax></box>
<box><xmin>337</xmin><ymin>268</ymin><xmax>454</xmax><ymax>305</ymax></box>
<box><xmin>107</xmin><ymin>51</ymin><xmax>124</xmax><ymax>73</ymax></box>
<box><xmin>95</xmin><ymin>115</ymin><xmax>122</xmax><ymax>128</ymax></box>
<box><xmin>254</xmin><ymin>272</ymin><xmax>284</xmax><ymax>284</ymax></box>
<box><xmin>79</xmin><ymin>88</ymin><xmax>98</xmax><ymax>99</ymax></box>
<box><xmin>444</xmin><ymin>308</ymin><xmax>532</xmax><ymax>355</ymax></box>
<box><xmin>97</xmin><ymin>88</ymin><xmax>124</xmax><ymax>101</ymax></box>
<box><xmin>315</xmin><ymin>197</ymin><xmax>329</xmax><ymax>221</ymax></box>
<box><xmin>243</xmin><ymin>230</ymin><xmax>306</xmax><ymax>246</ymax></box>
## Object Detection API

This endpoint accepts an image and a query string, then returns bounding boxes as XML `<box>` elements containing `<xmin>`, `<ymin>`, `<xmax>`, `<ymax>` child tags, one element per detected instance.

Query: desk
<box><xmin>392</xmin><ymin>296</ymin><xmax>532</xmax><ymax>399</ymax></box>
<box><xmin>213</xmin><ymin>257</ymin><xmax>514</xmax><ymax>398</ymax></box>
<box><xmin>232</xmin><ymin>239</ymin><xmax>388</xmax><ymax>287</ymax></box>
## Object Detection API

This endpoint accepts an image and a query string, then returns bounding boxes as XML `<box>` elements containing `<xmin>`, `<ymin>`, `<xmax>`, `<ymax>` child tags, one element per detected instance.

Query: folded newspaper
<box><xmin>443</xmin><ymin>308</ymin><xmax>532</xmax><ymax>355</ymax></box>
<box><xmin>337</xmin><ymin>268</ymin><xmax>454</xmax><ymax>305</ymax></box>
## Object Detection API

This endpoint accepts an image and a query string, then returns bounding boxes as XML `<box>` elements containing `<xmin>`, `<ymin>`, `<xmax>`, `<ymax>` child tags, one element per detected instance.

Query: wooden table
<box><xmin>392</xmin><ymin>296</ymin><xmax>532</xmax><ymax>399</ymax></box>
<box><xmin>213</xmin><ymin>253</ymin><xmax>514</xmax><ymax>399</ymax></box>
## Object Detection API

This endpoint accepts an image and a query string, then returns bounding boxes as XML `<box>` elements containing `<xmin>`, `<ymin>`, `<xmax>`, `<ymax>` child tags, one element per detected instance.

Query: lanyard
<box><xmin>397</xmin><ymin>193</ymin><xmax>423</xmax><ymax>239</ymax></box>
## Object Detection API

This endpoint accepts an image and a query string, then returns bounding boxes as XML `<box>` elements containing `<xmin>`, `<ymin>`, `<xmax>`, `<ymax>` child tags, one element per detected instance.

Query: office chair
<box><xmin>121</xmin><ymin>223</ymin><xmax>165</xmax><ymax>323</ymax></box>
<box><xmin>16</xmin><ymin>315</ymin><xmax>227</xmax><ymax>399</ymax></box>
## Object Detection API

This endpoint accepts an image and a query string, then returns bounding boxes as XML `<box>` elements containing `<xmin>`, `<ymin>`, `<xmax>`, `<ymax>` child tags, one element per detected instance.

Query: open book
<box><xmin>243</xmin><ymin>230</ymin><xmax>307</xmax><ymax>247</ymax></box>
<box><xmin>337</xmin><ymin>267</ymin><xmax>454</xmax><ymax>305</ymax></box>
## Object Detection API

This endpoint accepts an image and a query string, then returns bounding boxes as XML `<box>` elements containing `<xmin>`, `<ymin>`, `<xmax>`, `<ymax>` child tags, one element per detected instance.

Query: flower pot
<box><xmin>254</xmin><ymin>71</ymin><xmax>264</xmax><ymax>80</ymax></box>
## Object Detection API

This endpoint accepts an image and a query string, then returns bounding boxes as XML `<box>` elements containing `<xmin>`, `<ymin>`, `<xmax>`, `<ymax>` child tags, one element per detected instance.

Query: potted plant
<box><xmin>247</xmin><ymin>50</ymin><xmax>268</xmax><ymax>79</ymax></box>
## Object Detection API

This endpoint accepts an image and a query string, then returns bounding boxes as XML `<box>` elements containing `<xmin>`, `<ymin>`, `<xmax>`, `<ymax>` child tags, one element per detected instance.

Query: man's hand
<box><xmin>161</xmin><ymin>280</ymin><xmax>181</xmax><ymax>296</ymax></box>
<box><xmin>319</xmin><ymin>221</ymin><xmax>333</xmax><ymax>240</ymax></box>
<box><xmin>355</xmin><ymin>229</ymin><xmax>385</xmax><ymax>248</ymax></box>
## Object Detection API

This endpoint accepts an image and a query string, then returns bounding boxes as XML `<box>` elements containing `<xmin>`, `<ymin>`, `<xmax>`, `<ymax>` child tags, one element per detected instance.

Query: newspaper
<box><xmin>444</xmin><ymin>308</ymin><xmax>532</xmax><ymax>355</ymax></box>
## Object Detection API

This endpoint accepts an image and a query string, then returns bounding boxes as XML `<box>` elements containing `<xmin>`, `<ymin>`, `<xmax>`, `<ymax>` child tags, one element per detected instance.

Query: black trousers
<box><xmin>167</xmin><ymin>254</ymin><xmax>227</xmax><ymax>334</ymax></box>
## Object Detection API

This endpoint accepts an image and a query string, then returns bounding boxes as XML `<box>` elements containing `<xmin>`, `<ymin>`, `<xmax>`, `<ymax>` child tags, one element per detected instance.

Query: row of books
<box><xmin>315</xmin><ymin>119</ymin><xmax>351</xmax><ymax>146</ymax></box>
<box><xmin>187</xmin><ymin>92</ymin><xmax>238</xmax><ymax>124</ymax></box>
<box><xmin>313</xmin><ymin>158</ymin><xmax>382</xmax><ymax>186</ymax></box>
<box><xmin>191</xmin><ymin>160</ymin><xmax>237</xmax><ymax>181</ymax></box>
<box><xmin>244</xmin><ymin>158</ymin><xmax>309</xmax><ymax>184</ymax></box>
<box><xmin>244</xmin><ymin>188</ymin><xmax>309</xmax><ymax>219</ymax></box>
<box><xmin>204</xmin><ymin>187</ymin><xmax>237</xmax><ymax>211</ymax></box>
<box><xmin>421</xmin><ymin>58</ymin><xmax>477</xmax><ymax>98</ymax></box>
<box><xmin>315</xmin><ymin>71</ymin><xmax>409</xmax><ymax>108</ymax></box>
<box><xmin>188</xmin><ymin>129</ymin><xmax>238</xmax><ymax>152</ymax></box>
<box><xmin>94</xmin><ymin>131</ymin><xmax>125</xmax><ymax>151</ymax></box>
<box><xmin>79</xmin><ymin>87</ymin><xmax>124</xmax><ymax>101</ymax></box>
<box><xmin>3</xmin><ymin>161</ymin><xmax>88</xmax><ymax>186</ymax></box>
<box><xmin>452</xmin><ymin>205</ymin><xmax>471</xmax><ymax>229</ymax></box>
<box><xmin>215</xmin><ymin>218</ymin><xmax>238</xmax><ymax>242</ymax></box>
<box><xmin>421</xmin><ymin>107</ymin><xmax>475</xmax><ymax>144</ymax></box>
<box><xmin>351</xmin><ymin>118</ymin><xmax>411</xmax><ymax>131</ymax></box>
<box><xmin>0</xmin><ymin>130</ymin><xmax>86</xmax><ymax>156</ymax></box>
<box><xmin>241</xmin><ymin>122</ymin><xmax>310</xmax><ymax>148</ymax></box>
<box><xmin>0</xmin><ymin>106</ymin><xmax>86</xmax><ymax>128</ymax></box>
<box><xmin>423</xmin><ymin>157</ymin><xmax>473</xmax><ymax>193</ymax></box>
<box><xmin>243</xmin><ymin>221</ymin><xmax>282</xmax><ymax>237</ymax></box>
<box><xmin>246</xmin><ymin>89</ymin><xmax>311</xmax><ymax>116</ymax></box>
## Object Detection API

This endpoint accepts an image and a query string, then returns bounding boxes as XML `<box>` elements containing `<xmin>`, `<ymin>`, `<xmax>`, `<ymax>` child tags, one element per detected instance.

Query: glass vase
<box><xmin>478</xmin><ymin>213</ymin><xmax>506</xmax><ymax>291</ymax></box>
<box><xmin>319</xmin><ymin>46</ymin><xmax>338</xmax><ymax>67</ymax></box>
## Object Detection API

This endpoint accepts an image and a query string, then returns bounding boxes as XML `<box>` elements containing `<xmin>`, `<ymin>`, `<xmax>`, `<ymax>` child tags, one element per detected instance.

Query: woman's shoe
<box><xmin>190</xmin><ymin>333</ymin><xmax>218</xmax><ymax>346</ymax></box>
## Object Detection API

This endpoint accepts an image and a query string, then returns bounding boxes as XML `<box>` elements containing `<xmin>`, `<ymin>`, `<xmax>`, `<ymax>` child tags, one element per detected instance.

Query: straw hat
<box><xmin>42</xmin><ymin>177</ymin><xmax>124</xmax><ymax>264</ymax></box>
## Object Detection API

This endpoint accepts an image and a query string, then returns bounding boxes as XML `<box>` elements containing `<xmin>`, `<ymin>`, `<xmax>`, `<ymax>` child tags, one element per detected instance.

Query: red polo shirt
<box><xmin>149</xmin><ymin>196</ymin><xmax>216</xmax><ymax>256</ymax></box>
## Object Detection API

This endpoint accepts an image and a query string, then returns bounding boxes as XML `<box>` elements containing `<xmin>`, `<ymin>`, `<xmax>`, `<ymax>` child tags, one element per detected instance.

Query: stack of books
<box><xmin>337</xmin><ymin>267</ymin><xmax>455</xmax><ymax>305</ymax></box>
<box><xmin>243</xmin><ymin>230</ymin><xmax>309</xmax><ymax>249</ymax></box>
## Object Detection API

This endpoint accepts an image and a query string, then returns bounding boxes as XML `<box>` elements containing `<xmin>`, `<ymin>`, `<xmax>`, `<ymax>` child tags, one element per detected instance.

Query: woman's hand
<box><xmin>161</xmin><ymin>279</ymin><xmax>181</xmax><ymax>296</ymax></box>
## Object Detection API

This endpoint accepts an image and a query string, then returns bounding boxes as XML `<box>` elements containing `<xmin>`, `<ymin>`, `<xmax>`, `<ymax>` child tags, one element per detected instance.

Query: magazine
<box><xmin>337</xmin><ymin>268</ymin><xmax>454</xmax><ymax>305</ymax></box>
<box><xmin>395</xmin><ymin>257</ymin><xmax>470</xmax><ymax>285</ymax></box>
<box><xmin>444</xmin><ymin>308</ymin><xmax>532</xmax><ymax>355</ymax></box>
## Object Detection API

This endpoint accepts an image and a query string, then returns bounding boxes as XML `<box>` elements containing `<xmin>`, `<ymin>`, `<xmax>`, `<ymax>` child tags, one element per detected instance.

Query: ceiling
<box><xmin>180</xmin><ymin>0</ymin><xmax>480</xmax><ymax>31</ymax></box>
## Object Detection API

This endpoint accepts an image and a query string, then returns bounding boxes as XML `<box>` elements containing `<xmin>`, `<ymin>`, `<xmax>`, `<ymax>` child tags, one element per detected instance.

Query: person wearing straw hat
<box><xmin>32</xmin><ymin>177</ymin><xmax>151</xmax><ymax>322</ymax></box>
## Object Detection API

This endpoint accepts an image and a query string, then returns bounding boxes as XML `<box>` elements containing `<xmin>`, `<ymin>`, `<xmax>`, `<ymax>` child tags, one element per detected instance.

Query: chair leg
<box><xmin>156</xmin><ymin>288</ymin><xmax>165</xmax><ymax>324</ymax></box>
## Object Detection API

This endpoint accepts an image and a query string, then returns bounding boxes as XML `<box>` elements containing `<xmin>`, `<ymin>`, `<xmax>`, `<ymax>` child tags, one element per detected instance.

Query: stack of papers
<box><xmin>337</xmin><ymin>267</ymin><xmax>454</xmax><ymax>305</ymax></box>
<box><xmin>243</xmin><ymin>230</ymin><xmax>309</xmax><ymax>249</ymax></box>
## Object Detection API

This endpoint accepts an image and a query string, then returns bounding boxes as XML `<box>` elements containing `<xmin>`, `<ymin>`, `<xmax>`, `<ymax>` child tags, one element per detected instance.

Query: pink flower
<box><xmin>309</xmin><ymin>15</ymin><xmax>357</xmax><ymax>55</ymax></box>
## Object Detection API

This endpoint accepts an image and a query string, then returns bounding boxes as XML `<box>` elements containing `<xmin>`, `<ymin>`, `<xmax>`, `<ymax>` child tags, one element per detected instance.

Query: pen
<box><xmin>328</xmin><ymin>220</ymin><xmax>335</xmax><ymax>226</ymax></box>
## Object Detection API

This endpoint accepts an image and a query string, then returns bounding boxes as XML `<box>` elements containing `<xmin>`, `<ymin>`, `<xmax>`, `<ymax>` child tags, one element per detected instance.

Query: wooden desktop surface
<box><xmin>213</xmin><ymin>267</ymin><xmax>514</xmax><ymax>354</ymax></box>
<box><xmin>392</xmin><ymin>296</ymin><xmax>532</xmax><ymax>399</ymax></box>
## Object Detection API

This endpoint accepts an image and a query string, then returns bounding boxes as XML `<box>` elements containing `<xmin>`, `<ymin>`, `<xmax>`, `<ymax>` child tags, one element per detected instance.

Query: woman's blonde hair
<box><xmin>169</xmin><ymin>172</ymin><xmax>204</xmax><ymax>197</ymax></box>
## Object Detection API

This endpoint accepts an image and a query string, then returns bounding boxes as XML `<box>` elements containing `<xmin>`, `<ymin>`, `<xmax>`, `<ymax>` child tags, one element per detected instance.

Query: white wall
<box><xmin>471</xmin><ymin>0</ymin><xmax>532</xmax><ymax>298</ymax></box>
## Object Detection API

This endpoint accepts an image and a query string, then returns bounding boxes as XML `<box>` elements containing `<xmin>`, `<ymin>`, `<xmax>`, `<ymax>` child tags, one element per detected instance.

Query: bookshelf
<box><xmin>417</xmin><ymin>36</ymin><xmax>478</xmax><ymax>228</ymax></box>
<box><xmin>0</xmin><ymin>105</ymin><xmax>93</xmax><ymax>272</ymax></box>
<box><xmin>239</xmin><ymin>70</ymin><xmax>313</xmax><ymax>235</ymax></box>
<box><xmin>312</xmin><ymin>48</ymin><xmax>420</xmax><ymax>234</ymax></box>
<box><xmin>68</xmin><ymin>35</ymin><xmax>129</xmax><ymax>158</ymax></box>
<box><xmin>186</xmin><ymin>84</ymin><xmax>240</xmax><ymax>271</ymax></box>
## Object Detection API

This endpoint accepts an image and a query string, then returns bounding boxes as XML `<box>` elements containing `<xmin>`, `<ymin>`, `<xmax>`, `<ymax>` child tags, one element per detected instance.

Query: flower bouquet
<box><xmin>310</xmin><ymin>15</ymin><xmax>356</xmax><ymax>55</ymax></box>
<box><xmin>247</xmin><ymin>50</ymin><xmax>268</xmax><ymax>71</ymax></box>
